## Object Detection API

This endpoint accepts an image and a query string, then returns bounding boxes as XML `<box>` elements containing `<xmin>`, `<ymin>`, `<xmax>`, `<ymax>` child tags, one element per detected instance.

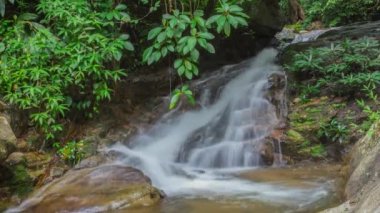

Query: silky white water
<box><xmin>106</xmin><ymin>49</ymin><xmax>332</xmax><ymax>208</ymax></box>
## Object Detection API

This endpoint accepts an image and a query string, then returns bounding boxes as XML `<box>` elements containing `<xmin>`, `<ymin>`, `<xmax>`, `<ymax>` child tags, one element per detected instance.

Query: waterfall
<box><xmin>105</xmin><ymin>49</ymin><xmax>328</xmax><ymax>204</ymax></box>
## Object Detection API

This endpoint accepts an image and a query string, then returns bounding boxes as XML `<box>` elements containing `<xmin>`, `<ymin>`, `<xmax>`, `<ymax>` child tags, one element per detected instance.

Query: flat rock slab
<box><xmin>6</xmin><ymin>165</ymin><xmax>163</xmax><ymax>212</ymax></box>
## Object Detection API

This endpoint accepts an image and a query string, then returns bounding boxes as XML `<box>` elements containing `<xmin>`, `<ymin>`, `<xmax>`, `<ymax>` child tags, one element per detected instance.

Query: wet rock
<box><xmin>244</xmin><ymin>0</ymin><xmax>283</xmax><ymax>37</ymax></box>
<box><xmin>259</xmin><ymin>141</ymin><xmax>274</xmax><ymax>165</ymax></box>
<box><xmin>280</xmin><ymin>20</ymin><xmax>380</xmax><ymax>64</ymax></box>
<box><xmin>0</xmin><ymin>101</ymin><xmax>7</xmax><ymax>112</ymax></box>
<box><xmin>321</xmin><ymin>122</ymin><xmax>380</xmax><ymax>212</ymax></box>
<box><xmin>0</xmin><ymin>116</ymin><xmax>17</xmax><ymax>162</ymax></box>
<box><xmin>22</xmin><ymin>152</ymin><xmax>51</xmax><ymax>170</ymax></box>
<box><xmin>7</xmin><ymin>165</ymin><xmax>163</xmax><ymax>212</ymax></box>
<box><xmin>74</xmin><ymin>154</ymin><xmax>108</xmax><ymax>170</ymax></box>
<box><xmin>5</xmin><ymin>152</ymin><xmax>25</xmax><ymax>166</ymax></box>
<box><xmin>15</xmin><ymin>140</ymin><xmax>29</xmax><ymax>153</ymax></box>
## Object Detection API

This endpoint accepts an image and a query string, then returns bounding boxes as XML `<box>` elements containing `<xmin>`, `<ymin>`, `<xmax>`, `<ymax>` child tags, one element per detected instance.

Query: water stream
<box><xmin>7</xmin><ymin>49</ymin><xmax>343</xmax><ymax>212</ymax></box>
<box><xmin>105</xmin><ymin>49</ymin><xmax>342</xmax><ymax>212</ymax></box>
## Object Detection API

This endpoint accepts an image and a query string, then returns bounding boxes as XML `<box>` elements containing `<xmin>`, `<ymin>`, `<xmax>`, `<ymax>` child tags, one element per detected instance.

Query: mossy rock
<box><xmin>7</xmin><ymin>164</ymin><xmax>34</xmax><ymax>197</ymax></box>
<box><xmin>284</xmin><ymin>97</ymin><xmax>343</xmax><ymax>160</ymax></box>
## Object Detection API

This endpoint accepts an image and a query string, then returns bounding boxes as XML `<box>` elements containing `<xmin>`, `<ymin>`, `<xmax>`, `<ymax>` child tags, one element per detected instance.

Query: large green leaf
<box><xmin>148</xmin><ymin>27</ymin><xmax>162</xmax><ymax>40</ymax></box>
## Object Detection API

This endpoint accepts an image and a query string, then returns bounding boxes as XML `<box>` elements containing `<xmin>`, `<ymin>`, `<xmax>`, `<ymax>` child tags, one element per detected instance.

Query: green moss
<box><xmin>286</xmin><ymin>130</ymin><xmax>306</xmax><ymax>145</ymax></box>
<box><xmin>8</xmin><ymin>165</ymin><xmax>33</xmax><ymax>197</ymax></box>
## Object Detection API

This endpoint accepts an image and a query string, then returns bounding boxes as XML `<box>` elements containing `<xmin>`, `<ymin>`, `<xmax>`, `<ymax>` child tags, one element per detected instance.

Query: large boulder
<box><xmin>321</xmin><ymin>122</ymin><xmax>380</xmax><ymax>212</ymax></box>
<box><xmin>0</xmin><ymin>116</ymin><xmax>16</xmax><ymax>162</ymax></box>
<box><xmin>6</xmin><ymin>165</ymin><xmax>163</xmax><ymax>212</ymax></box>
<box><xmin>245</xmin><ymin>0</ymin><xmax>284</xmax><ymax>37</ymax></box>
<box><xmin>279</xmin><ymin>20</ymin><xmax>380</xmax><ymax>64</ymax></box>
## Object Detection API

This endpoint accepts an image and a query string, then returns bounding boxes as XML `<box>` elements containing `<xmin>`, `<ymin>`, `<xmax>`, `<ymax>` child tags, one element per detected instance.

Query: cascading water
<box><xmin>106</xmin><ymin>49</ymin><xmax>330</xmax><ymax>206</ymax></box>
<box><xmin>6</xmin><ymin>48</ymin><xmax>344</xmax><ymax>213</ymax></box>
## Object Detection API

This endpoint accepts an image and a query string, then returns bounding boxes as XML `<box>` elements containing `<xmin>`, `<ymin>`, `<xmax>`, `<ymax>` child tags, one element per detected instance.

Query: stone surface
<box><xmin>245</xmin><ymin>0</ymin><xmax>283</xmax><ymax>37</ymax></box>
<box><xmin>321</xmin><ymin>122</ymin><xmax>380</xmax><ymax>212</ymax></box>
<box><xmin>0</xmin><ymin>101</ymin><xmax>7</xmax><ymax>112</ymax></box>
<box><xmin>5</xmin><ymin>152</ymin><xmax>25</xmax><ymax>165</ymax></box>
<box><xmin>280</xmin><ymin>20</ymin><xmax>380</xmax><ymax>64</ymax></box>
<box><xmin>0</xmin><ymin>116</ymin><xmax>17</xmax><ymax>162</ymax></box>
<box><xmin>7</xmin><ymin>165</ymin><xmax>163</xmax><ymax>212</ymax></box>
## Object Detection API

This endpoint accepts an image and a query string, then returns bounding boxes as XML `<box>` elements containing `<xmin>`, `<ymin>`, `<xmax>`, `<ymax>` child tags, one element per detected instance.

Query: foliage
<box><xmin>142</xmin><ymin>0</ymin><xmax>249</xmax><ymax>109</ymax></box>
<box><xmin>53</xmin><ymin>140</ymin><xmax>86</xmax><ymax>166</ymax></box>
<box><xmin>286</xmin><ymin>37</ymin><xmax>380</xmax><ymax>97</ymax></box>
<box><xmin>318</xmin><ymin>119</ymin><xmax>348</xmax><ymax>144</ymax></box>
<box><xmin>169</xmin><ymin>85</ymin><xmax>195</xmax><ymax>109</ymax></box>
<box><xmin>299</xmin><ymin>0</ymin><xmax>379</xmax><ymax>27</ymax></box>
<box><xmin>0</xmin><ymin>0</ymin><xmax>133</xmax><ymax>140</ymax></box>
<box><xmin>356</xmin><ymin>82</ymin><xmax>380</xmax><ymax>130</ymax></box>
<box><xmin>298</xmin><ymin>140</ymin><xmax>327</xmax><ymax>158</ymax></box>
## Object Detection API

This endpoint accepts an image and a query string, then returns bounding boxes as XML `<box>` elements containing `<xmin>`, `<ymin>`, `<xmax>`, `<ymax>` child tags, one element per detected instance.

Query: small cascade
<box><xmin>8</xmin><ymin>49</ymin><xmax>340</xmax><ymax>212</ymax></box>
<box><xmin>104</xmin><ymin>49</ymin><xmax>329</xmax><ymax>204</ymax></box>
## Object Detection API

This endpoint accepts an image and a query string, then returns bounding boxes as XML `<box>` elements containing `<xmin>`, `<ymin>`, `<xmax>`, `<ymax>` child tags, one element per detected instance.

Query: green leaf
<box><xmin>190</xmin><ymin>49</ymin><xmax>200</xmax><ymax>61</ymax></box>
<box><xmin>161</xmin><ymin>47</ymin><xmax>168</xmax><ymax>57</ymax></box>
<box><xmin>187</xmin><ymin>37</ymin><xmax>197</xmax><ymax>51</ymax></box>
<box><xmin>113</xmin><ymin>51</ymin><xmax>122</xmax><ymax>61</ymax></box>
<box><xmin>177</xmin><ymin>65</ymin><xmax>185</xmax><ymax>76</ymax></box>
<box><xmin>124</xmin><ymin>41</ymin><xmax>134</xmax><ymax>51</ymax></box>
<box><xmin>206</xmin><ymin>15</ymin><xmax>220</xmax><ymax>26</ymax></box>
<box><xmin>184</xmin><ymin>60</ymin><xmax>192</xmax><ymax>70</ymax></box>
<box><xmin>206</xmin><ymin>43</ymin><xmax>215</xmax><ymax>54</ymax></box>
<box><xmin>224</xmin><ymin>23</ymin><xmax>231</xmax><ymax>36</ymax></box>
<box><xmin>216</xmin><ymin>16</ymin><xmax>227</xmax><ymax>32</ymax></box>
<box><xmin>157</xmin><ymin>32</ymin><xmax>167</xmax><ymax>43</ymax></box>
<box><xmin>227</xmin><ymin>15</ymin><xmax>238</xmax><ymax>28</ymax></box>
<box><xmin>19</xmin><ymin>13</ymin><xmax>38</xmax><ymax>21</ymax></box>
<box><xmin>198</xmin><ymin>38</ymin><xmax>208</xmax><ymax>49</ymax></box>
<box><xmin>193</xmin><ymin>65</ymin><xmax>199</xmax><ymax>76</ymax></box>
<box><xmin>180</xmin><ymin>14</ymin><xmax>191</xmax><ymax>23</ymax></box>
<box><xmin>199</xmin><ymin>32</ymin><xmax>215</xmax><ymax>40</ymax></box>
<box><xmin>185</xmin><ymin>70</ymin><xmax>193</xmax><ymax>80</ymax></box>
<box><xmin>115</xmin><ymin>4</ymin><xmax>127</xmax><ymax>11</ymax></box>
<box><xmin>143</xmin><ymin>47</ymin><xmax>153</xmax><ymax>62</ymax></box>
<box><xmin>169</xmin><ymin>93</ymin><xmax>180</xmax><ymax>109</ymax></box>
<box><xmin>174</xmin><ymin>59</ymin><xmax>183</xmax><ymax>69</ymax></box>
<box><xmin>148</xmin><ymin>27</ymin><xmax>162</xmax><ymax>40</ymax></box>
<box><xmin>119</xmin><ymin>34</ymin><xmax>130</xmax><ymax>40</ymax></box>
<box><xmin>0</xmin><ymin>42</ymin><xmax>5</xmax><ymax>53</ymax></box>
<box><xmin>235</xmin><ymin>16</ymin><xmax>248</xmax><ymax>26</ymax></box>
<box><xmin>167</xmin><ymin>45</ymin><xmax>175</xmax><ymax>52</ymax></box>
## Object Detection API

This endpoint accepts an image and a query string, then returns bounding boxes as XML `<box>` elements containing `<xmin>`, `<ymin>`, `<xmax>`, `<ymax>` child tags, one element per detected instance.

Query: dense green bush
<box><xmin>0</xmin><ymin>0</ymin><xmax>132</xmax><ymax>139</ymax></box>
<box><xmin>0</xmin><ymin>0</ymin><xmax>250</xmax><ymax>142</ymax></box>
<box><xmin>300</xmin><ymin>0</ymin><xmax>379</xmax><ymax>27</ymax></box>
<box><xmin>286</xmin><ymin>37</ymin><xmax>380</xmax><ymax>97</ymax></box>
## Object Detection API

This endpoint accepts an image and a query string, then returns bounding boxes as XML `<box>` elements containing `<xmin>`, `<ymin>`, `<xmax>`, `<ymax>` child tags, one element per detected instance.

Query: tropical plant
<box><xmin>142</xmin><ymin>0</ymin><xmax>249</xmax><ymax>109</ymax></box>
<box><xmin>0</xmin><ymin>0</ymin><xmax>133</xmax><ymax>140</ymax></box>
<box><xmin>318</xmin><ymin>119</ymin><xmax>348</xmax><ymax>144</ymax></box>
<box><xmin>299</xmin><ymin>0</ymin><xmax>379</xmax><ymax>27</ymax></box>
<box><xmin>286</xmin><ymin>37</ymin><xmax>380</xmax><ymax>97</ymax></box>
<box><xmin>53</xmin><ymin>140</ymin><xmax>86</xmax><ymax>166</ymax></box>
<box><xmin>0</xmin><ymin>0</ymin><xmax>251</xmax><ymax>143</ymax></box>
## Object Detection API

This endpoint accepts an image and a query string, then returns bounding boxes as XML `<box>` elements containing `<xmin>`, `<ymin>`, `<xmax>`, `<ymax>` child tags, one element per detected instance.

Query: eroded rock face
<box><xmin>6</xmin><ymin>165</ymin><xmax>163</xmax><ymax>212</ymax></box>
<box><xmin>321</xmin><ymin>122</ymin><xmax>380</xmax><ymax>212</ymax></box>
<box><xmin>0</xmin><ymin>116</ymin><xmax>16</xmax><ymax>162</ymax></box>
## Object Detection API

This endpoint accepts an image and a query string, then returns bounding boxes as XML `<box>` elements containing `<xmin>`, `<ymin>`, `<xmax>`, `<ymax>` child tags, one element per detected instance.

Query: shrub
<box><xmin>285</xmin><ymin>37</ymin><xmax>380</xmax><ymax>97</ymax></box>
<box><xmin>300</xmin><ymin>0</ymin><xmax>378</xmax><ymax>27</ymax></box>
